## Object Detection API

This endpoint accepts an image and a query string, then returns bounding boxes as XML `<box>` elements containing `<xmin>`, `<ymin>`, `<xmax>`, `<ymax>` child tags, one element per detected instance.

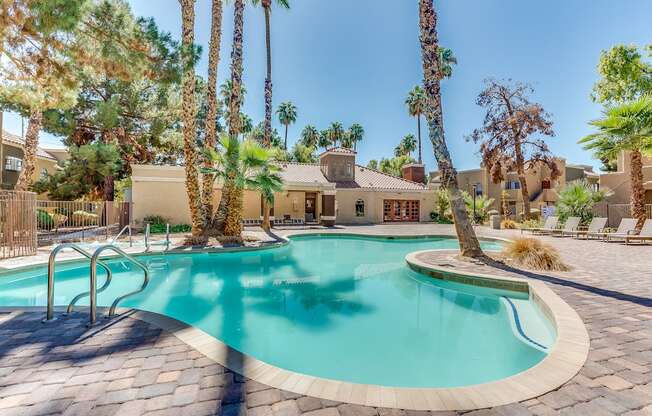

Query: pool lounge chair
<box><xmin>552</xmin><ymin>217</ymin><xmax>581</xmax><ymax>237</ymax></box>
<box><xmin>586</xmin><ymin>218</ymin><xmax>637</xmax><ymax>241</ymax></box>
<box><xmin>624</xmin><ymin>219</ymin><xmax>652</xmax><ymax>244</ymax></box>
<box><xmin>572</xmin><ymin>217</ymin><xmax>608</xmax><ymax>239</ymax></box>
<box><xmin>521</xmin><ymin>216</ymin><xmax>559</xmax><ymax>235</ymax></box>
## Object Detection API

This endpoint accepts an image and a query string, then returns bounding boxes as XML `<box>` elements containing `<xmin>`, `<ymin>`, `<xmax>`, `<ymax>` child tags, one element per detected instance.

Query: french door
<box><xmin>383</xmin><ymin>200</ymin><xmax>419</xmax><ymax>222</ymax></box>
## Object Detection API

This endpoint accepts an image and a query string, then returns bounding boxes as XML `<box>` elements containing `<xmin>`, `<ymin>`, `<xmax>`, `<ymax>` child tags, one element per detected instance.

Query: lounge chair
<box><xmin>572</xmin><ymin>217</ymin><xmax>607</xmax><ymax>239</ymax></box>
<box><xmin>552</xmin><ymin>217</ymin><xmax>581</xmax><ymax>237</ymax></box>
<box><xmin>586</xmin><ymin>218</ymin><xmax>637</xmax><ymax>241</ymax></box>
<box><xmin>521</xmin><ymin>216</ymin><xmax>559</xmax><ymax>235</ymax></box>
<box><xmin>624</xmin><ymin>219</ymin><xmax>652</xmax><ymax>244</ymax></box>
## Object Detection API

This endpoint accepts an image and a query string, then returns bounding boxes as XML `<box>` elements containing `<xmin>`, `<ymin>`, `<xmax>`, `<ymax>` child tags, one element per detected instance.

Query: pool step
<box><xmin>501</xmin><ymin>297</ymin><xmax>554</xmax><ymax>352</ymax></box>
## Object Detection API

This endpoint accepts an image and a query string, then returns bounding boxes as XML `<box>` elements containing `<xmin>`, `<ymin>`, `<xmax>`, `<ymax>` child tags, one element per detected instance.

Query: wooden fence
<box><xmin>0</xmin><ymin>191</ymin><xmax>37</xmax><ymax>259</ymax></box>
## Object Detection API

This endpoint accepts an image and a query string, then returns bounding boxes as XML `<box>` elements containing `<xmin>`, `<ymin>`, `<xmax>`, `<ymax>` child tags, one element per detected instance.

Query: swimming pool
<box><xmin>0</xmin><ymin>235</ymin><xmax>555</xmax><ymax>388</ymax></box>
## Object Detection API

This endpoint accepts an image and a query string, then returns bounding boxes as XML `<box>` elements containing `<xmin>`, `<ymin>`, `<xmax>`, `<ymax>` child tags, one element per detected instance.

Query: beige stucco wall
<box><xmin>599</xmin><ymin>151</ymin><xmax>652</xmax><ymax>204</ymax></box>
<box><xmin>335</xmin><ymin>189</ymin><xmax>435</xmax><ymax>224</ymax></box>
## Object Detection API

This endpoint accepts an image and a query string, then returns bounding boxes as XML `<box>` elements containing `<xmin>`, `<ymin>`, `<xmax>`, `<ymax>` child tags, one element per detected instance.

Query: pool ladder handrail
<box><xmin>112</xmin><ymin>225</ymin><xmax>133</xmax><ymax>247</ymax></box>
<box><xmin>45</xmin><ymin>243</ymin><xmax>113</xmax><ymax>322</ymax></box>
<box><xmin>144</xmin><ymin>223</ymin><xmax>170</xmax><ymax>252</ymax></box>
<box><xmin>89</xmin><ymin>244</ymin><xmax>149</xmax><ymax>325</ymax></box>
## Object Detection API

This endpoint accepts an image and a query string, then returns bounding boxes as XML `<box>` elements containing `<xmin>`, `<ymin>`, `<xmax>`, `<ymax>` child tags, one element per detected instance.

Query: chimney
<box><xmin>402</xmin><ymin>163</ymin><xmax>425</xmax><ymax>183</ymax></box>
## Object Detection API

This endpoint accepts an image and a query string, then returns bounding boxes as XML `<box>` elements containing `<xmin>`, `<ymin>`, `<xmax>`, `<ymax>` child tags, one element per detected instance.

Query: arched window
<box><xmin>355</xmin><ymin>199</ymin><xmax>365</xmax><ymax>217</ymax></box>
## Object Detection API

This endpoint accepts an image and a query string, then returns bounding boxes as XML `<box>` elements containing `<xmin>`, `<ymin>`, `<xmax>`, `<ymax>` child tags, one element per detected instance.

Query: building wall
<box><xmin>320</xmin><ymin>153</ymin><xmax>355</xmax><ymax>182</ymax></box>
<box><xmin>599</xmin><ymin>151</ymin><xmax>652</xmax><ymax>204</ymax></box>
<box><xmin>0</xmin><ymin>142</ymin><xmax>58</xmax><ymax>194</ymax></box>
<box><xmin>335</xmin><ymin>189</ymin><xmax>435</xmax><ymax>224</ymax></box>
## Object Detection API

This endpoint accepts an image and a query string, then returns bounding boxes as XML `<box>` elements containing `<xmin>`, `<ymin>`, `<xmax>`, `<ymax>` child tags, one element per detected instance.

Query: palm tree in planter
<box><xmin>417</xmin><ymin>0</ymin><xmax>483</xmax><ymax>258</ymax></box>
<box><xmin>276</xmin><ymin>101</ymin><xmax>297</xmax><ymax>149</ymax></box>
<box><xmin>203</xmin><ymin>135</ymin><xmax>283</xmax><ymax>236</ymax></box>
<box><xmin>348</xmin><ymin>123</ymin><xmax>365</xmax><ymax>151</ymax></box>
<box><xmin>580</xmin><ymin>96</ymin><xmax>652</xmax><ymax>229</ymax></box>
<box><xmin>252</xmin><ymin>0</ymin><xmax>290</xmax><ymax>146</ymax></box>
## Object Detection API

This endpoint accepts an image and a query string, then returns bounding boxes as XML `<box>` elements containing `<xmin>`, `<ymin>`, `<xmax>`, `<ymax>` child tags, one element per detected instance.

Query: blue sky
<box><xmin>4</xmin><ymin>0</ymin><xmax>652</xmax><ymax>172</ymax></box>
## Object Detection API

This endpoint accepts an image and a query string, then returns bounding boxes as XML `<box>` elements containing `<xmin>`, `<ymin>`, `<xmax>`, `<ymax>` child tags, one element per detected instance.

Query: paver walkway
<box><xmin>0</xmin><ymin>224</ymin><xmax>651</xmax><ymax>415</ymax></box>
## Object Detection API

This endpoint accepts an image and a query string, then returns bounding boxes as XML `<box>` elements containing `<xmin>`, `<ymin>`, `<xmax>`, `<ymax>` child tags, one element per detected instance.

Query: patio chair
<box><xmin>586</xmin><ymin>218</ymin><xmax>637</xmax><ymax>241</ymax></box>
<box><xmin>624</xmin><ymin>219</ymin><xmax>652</xmax><ymax>245</ymax></box>
<box><xmin>572</xmin><ymin>217</ymin><xmax>607</xmax><ymax>239</ymax></box>
<box><xmin>521</xmin><ymin>216</ymin><xmax>559</xmax><ymax>235</ymax></box>
<box><xmin>552</xmin><ymin>217</ymin><xmax>581</xmax><ymax>237</ymax></box>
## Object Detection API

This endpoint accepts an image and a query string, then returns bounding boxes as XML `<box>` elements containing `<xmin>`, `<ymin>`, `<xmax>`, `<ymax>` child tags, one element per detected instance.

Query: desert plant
<box><xmin>520</xmin><ymin>218</ymin><xmax>543</xmax><ymax>229</ymax></box>
<box><xmin>556</xmin><ymin>179</ymin><xmax>609</xmax><ymax>225</ymax></box>
<box><xmin>37</xmin><ymin>209</ymin><xmax>54</xmax><ymax>229</ymax></box>
<box><xmin>462</xmin><ymin>193</ymin><xmax>496</xmax><ymax>224</ymax></box>
<box><xmin>502</xmin><ymin>237</ymin><xmax>569</xmax><ymax>271</ymax></box>
<box><xmin>501</xmin><ymin>219</ymin><xmax>518</xmax><ymax>229</ymax></box>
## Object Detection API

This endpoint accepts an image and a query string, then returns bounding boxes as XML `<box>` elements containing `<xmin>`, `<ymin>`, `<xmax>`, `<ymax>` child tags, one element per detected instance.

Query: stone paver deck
<box><xmin>0</xmin><ymin>224</ymin><xmax>651</xmax><ymax>415</ymax></box>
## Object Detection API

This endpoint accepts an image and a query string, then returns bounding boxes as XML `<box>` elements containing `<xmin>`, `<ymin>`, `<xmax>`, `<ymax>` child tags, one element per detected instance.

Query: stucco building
<box><xmin>130</xmin><ymin>147</ymin><xmax>435</xmax><ymax>226</ymax></box>
<box><xmin>430</xmin><ymin>158</ymin><xmax>598</xmax><ymax>217</ymax></box>
<box><xmin>599</xmin><ymin>150</ymin><xmax>652</xmax><ymax>204</ymax></box>
<box><xmin>0</xmin><ymin>130</ymin><xmax>67</xmax><ymax>191</ymax></box>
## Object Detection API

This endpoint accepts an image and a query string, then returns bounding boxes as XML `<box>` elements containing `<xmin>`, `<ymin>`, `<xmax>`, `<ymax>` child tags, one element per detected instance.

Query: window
<box><xmin>346</xmin><ymin>163</ymin><xmax>352</xmax><ymax>176</ymax></box>
<box><xmin>5</xmin><ymin>156</ymin><xmax>22</xmax><ymax>172</ymax></box>
<box><xmin>355</xmin><ymin>199</ymin><xmax>365</xmax><ymax>217</ymax></box>
<box><xmin>474</xmin><ymin>183</ymin><xmax>483</xmax><ymax>196</ymax></box>
<box><xmin>504</xmin><ymin>181</ymin><xmax>520</xmax><ymax>190</ymax></box>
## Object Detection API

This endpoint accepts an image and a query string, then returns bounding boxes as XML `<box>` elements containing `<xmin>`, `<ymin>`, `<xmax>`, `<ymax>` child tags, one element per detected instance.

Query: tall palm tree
<box><xmin>15</xmin><ymin>110</ymin><xmax>42</xmax><ymax>191</ymax></box>
<box><xmin>255</xmin><ymin>165</ymin><xmax>284</xmax><ymax>231</ymax></box>
<box><xmin>418</xmin><ymin>0</ymin><xmax>483</xmax><ymax>258</ymax></box>
<box><xmin>300</xmin><ymin>125</ymin><xmax>320</xmax><ymax>148</ymax></box>
<box><xmin>276</xmin><ymin>101</ymin><xmax>297</xmax><ymax>149</ymax></box>
<box><xmin>318</xmin><ymin>129</ymin><xmax>331</xmax><ymax>149</ymax></box>
<box><xmin>202</xmin><ymin>0</ymin><xmax>224</xmax><ymax>228</ymax></box>
<box><xmin>395</xmin><ymin>134</ymin><xmax>417</xmax><ymax>157</ymax></box>
<box><xmin>405</xmin><ymin>86</ymin><xmax>426</xmax><ymax>164</ymax></box>
<box><xmin>328</xmin><ymin>122</ymin><xmax>345</xmax><ymax>147</ymax></box>
<box><xmin>213</xmin><ymin>0</ymin><xmax>247</xmax><ymax>237</ymax></box>
<box><xmin>580</xmin><ymin>97</ymin><xmax>652</xmax><ymax>229</ymax></box>
<box><xmin>179</xmin><ymin>0</ymin><xmax>204</xmax><ymax>239</ymax></box>
<box><xmin>219</xmin><ymin>80</ymin><xmax>246</xmax><ymax>109</ymax></box>
<box><xmin>348</xmin><ymin>123</ymin><xmax>365</xmax><ymax>151</ymax></box>
<box><xmin>252</xmin><ymin>0</ymin><xmax>290</xmax><ymax>146</ymax></box>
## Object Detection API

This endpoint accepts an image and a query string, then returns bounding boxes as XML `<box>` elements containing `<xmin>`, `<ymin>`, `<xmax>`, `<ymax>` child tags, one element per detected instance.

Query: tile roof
<box><xmin>1</xmin><ymin>130</ymin><xmax>59</xmax><ymax>161</ymax></box>
<box><xmin>319</xmin><ymin>147</ymin><xmax>357</xmax><ymax>156</ymax></box>
<box><xmin>273</xmin><ymin>162</ymin><xmax>428</xmax><ymax>191</ymax></box>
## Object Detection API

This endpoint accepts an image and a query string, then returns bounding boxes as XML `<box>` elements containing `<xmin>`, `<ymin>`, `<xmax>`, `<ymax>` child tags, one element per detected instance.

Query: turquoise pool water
<box><xmin>0</xmin><ymin>235</ymin><xmax>555</xmax><ymax>388</ymax></box>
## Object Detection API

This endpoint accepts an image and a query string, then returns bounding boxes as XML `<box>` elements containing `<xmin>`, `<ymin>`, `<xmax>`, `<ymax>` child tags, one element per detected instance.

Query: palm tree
<box><xmin>179</xmin><ymin>0</ymin><xmax>204</xmax><ymax>239</ymax></box>
<box><xmin>395</xmin><ymin>134</ymin><xmax>417</xmax><ymax>157</ymax></box>
<box><xmin>405</xmin><ymin>86</ymin><xmax>426</xmax><ymax>164</ymax></box>
<box><xmin>15</xmin><ymin>110</ymin><xmax>43</xmax><ymax>191</ymax></box>
<box><xmin>252</xmin><ymin>0</ymin><xmax>290</xmax><ymax>146</ymax></box>
<box><xmin>201</xmin><ymin>0</ymin><xmax>224</xmax><ymax>228</ymax></box>
<box><xmin>328</xmin><ymin>122</ymin><xmax>345</xmax><ymax>147</ymax></box>
<box><xmin>580</xmin><ymin>97</ymin><xmax>652</xmax><ymax>229</ymax></box>
<box><xmin>318</xmin><ymin>129</ymin><xmax>331</xmax><ymax>149</ymax></box>
<box><xmin>437</xmin><ymin>47</ymin><xmax>457</xmax><ymax>79</ymax></box>
<box><xmin>219</xmin><ymin>80</ymin><xmax>246</xmax><ymax>114</ymax></box>
<box><xmin>300</xmin><ymin>125</ymin><xmax>320</xmax><ymax>148</ymax></box>
<box><xmin>418</xmin><ymin>0</ymin><xmax>483</xmax><ymax>258</ymax></box>
<box><xmin>276</xmin><ymin>101</ymin><xmax>297</xmax><ymax>149</ymax></box>
<box><xmin>203</xmin><ymin>135</ymin><xmax>283</xmax><ymax>234</ymax></box>
<box><xmin>213</xmin><ymin>0</ymin><xmax>246</xmax><ymax>237</ymax></box>
<box><xmin>348</xmin><ymin>123</ymin><xmax>365</xmax><ymax>151</ymax></box>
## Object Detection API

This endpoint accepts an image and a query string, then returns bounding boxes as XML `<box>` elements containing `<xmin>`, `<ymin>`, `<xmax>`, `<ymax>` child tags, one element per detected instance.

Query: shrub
<box><xmin>144</xmin><ymin>215</ymin><xmax>168</xmax><ymax>226</ymax></box>
<box><xmin>501</xmin><ymin>219</ymin><xmax>518</xmax><ymax>229</ymax></box>
<box><xmin>502</xmin><ymin>237</ymin><xmax>569</xmax><ymax>271</ymax></box>
<box><xmin>556</xmin><ymin>179</ymin><xmax>610</xmax><ymax>225</ymax></box>
<box><xmin>72</xmin><ymin>210</ymin><xmax>99</xmax><ymax>226</ymax></box>
<box><xmin>430</xmin><ymin>211</ymin><xmax>453</xmax><ymax>224</ymax></box>
<box><xmin>462</xmin><ymin>192</ymin><xmax>496</xmax><ymax>224</ymax></box>
<box><xmin>520</xmin><ymin>218</ymin><xmax>543</xmax><ymax>229</ymax></box>
<box><xmin>37</xmin><ymin>209</ymin><xmax>54</xmax><ymax>229</ymax></box>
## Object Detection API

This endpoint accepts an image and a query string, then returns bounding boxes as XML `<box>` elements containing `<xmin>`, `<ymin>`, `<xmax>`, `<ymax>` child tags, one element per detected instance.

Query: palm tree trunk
<box><xmin>15</xmin><ymin>109</ymin><xmax>42</xmax><ymax>192</ymax></box>
<box><xmin>417</xmin><ymin>113</ymin><xmax>422</xmax><ymax>164</ymax></box>
<box><xmin>218</xmin><ymin>0</ymin><xmax>245</xmax><ymax>238</ymax></box>
<box><xmin>284</xmin><ymin>123</ymin><xmax>288</xmax><ymax>149</ymax></box>
<box><xmin>180</xmin><ymin>0</ymin><xmax>204</xmax><ymax>239</ymax></box>
<box><xmin>263</xmin><ymin>5</ymin><xmax>273</xmax><ymax>147</ymax></box>
<box><xmin>630</xmin><ymin>149</ymin><xmax>646</xmax><ymax>230</ymax></box>
<box><xmin>262</xmin><ymin>199</ymin><xmax>271</xmax><ymax>231</ymax></box>
<box><xmin>202</xmin><ymin>0</ymin><xmax>223</xmax><ymax>229</ymax></box>
<box><xmin>418</xmin><ymin>0</ymin><xmax>483</xmax><ymax>258</ymax></box>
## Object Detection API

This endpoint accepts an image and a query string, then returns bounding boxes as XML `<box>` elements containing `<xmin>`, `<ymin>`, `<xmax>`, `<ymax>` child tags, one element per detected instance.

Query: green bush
<box><xmin>430</xmin><ymin>211</ymin><xmax>453</xmax><ymax>224</ymax></box>
<box><xmin>520</xmin><ymin>218</ymin><xmax>543</xmax><ymax>229</ymax></box>
<box><xmin>148</xmin><ymin>223</ymin><xmax>191</xmax><ymax>234</ymax></box>
<box><xmin>556</xmin><ymin>179</ymin><xmax>609</xmax><ymax>225</ymax></box>
<box><xmin>144</xmin><ymin>215</ymin><xmax>167</xmax><ymax>226</ymax></box>
<box><xmin>37</xmin><ymin>209</ymin><xmax>54</xmax><ymax>229</ymax></box>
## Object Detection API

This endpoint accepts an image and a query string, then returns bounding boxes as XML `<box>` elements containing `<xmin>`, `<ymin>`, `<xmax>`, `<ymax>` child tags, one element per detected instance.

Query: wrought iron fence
<box><xmin>0</xmin><ymin>191</ymin><xmax>37</xmax><ymax>259</ymax></box>
<box><xmin>593</xmin><ymin>203</ymin><xmax>652</xmax><ymax>227</ymax></box>
<box><xmin>36</xmin><ymin>201</ymin><xmax>132</xmax><ymax>245</ymax></box>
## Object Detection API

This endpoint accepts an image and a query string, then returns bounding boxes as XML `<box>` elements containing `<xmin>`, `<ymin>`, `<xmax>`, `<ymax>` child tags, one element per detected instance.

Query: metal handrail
<box><xmin>112</xmin><ymin>225</ymin><xmax>133</xmax><ymax>247</ymax></box>
<box><xmin>144</xmin><ymin>223</ymin><xmax>170</xmax><ymax>252</ymax></box>
<box><xmin>45</xmin><ymin>243</ymin><xmax>113</xmax><ymax>322</ymax></box>
<box><xmin>89</xmin><ymin>244</ymin><xmax>149</xmax><ymax>325</ymax></box>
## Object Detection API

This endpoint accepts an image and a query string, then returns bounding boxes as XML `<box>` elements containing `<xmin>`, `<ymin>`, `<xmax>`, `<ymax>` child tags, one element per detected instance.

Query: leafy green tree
<box><xmin>32</xmin><ymin>143</ymin><xmax>120</xmax><ymax>200</ymax></box>
<box><xmin>251</xmin><ymin>0</ymin><xmax>290</xmax><ymax>146</ymax></box>
<box><xmin>378</xmin><ymin>155</ymin><xmax>415</xmax><ymax>177</ymax></box>
<box><xmin>591</xmin><ymin>45</ymin><xmax>652</xmax><ymax>104</ymax></box>
<box><xmin>276</xmin><ymin>101</ymin><xmax>297</xmax><ymax>149</ymax></box>
<box><xmin>300</xmin><ymin>125</ymin><xmax>320</xmax><ymax>148</ymax></box>
<box><xmin>418</xmin><ymin>0</ymin><xmax>482</xmax><ymax>257</ymax></box>
<box><xmin>249</xmin><ymin>121</ymin><xmax>281</xmax><ymax>147</ymax></box>
<box><xmin>555</xmin><ymin>179</ymin><xmax>609</xmax><ymax>225</ymax></box>
<box><xmin>580</xmin><ymin>97</ymin><xmax>652</xmax><ymax>229</ymax></box>
<box><xmin>0</xmin><ymin>0</ymin><xmax>85</xmax><ymax>191</ymax></box>
<box><xmin>289</xmin><ymin>143</ymin><xmax>317</xmax><ymax>163</ymax></box>
<box><xmin>367</xmin><ymin>159</ymin><xmax>379</xmax><ymax>170</ymax></box>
